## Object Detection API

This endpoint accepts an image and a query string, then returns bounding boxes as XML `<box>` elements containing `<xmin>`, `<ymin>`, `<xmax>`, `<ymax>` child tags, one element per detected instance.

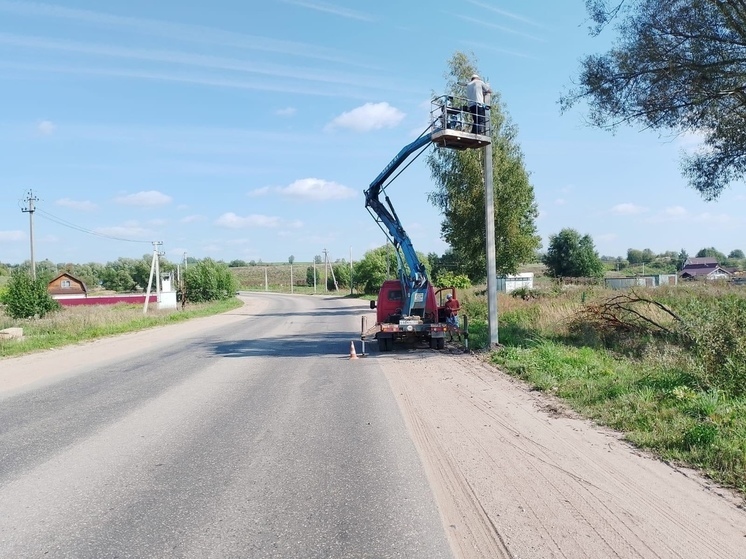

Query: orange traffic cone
<box><xmin>349</xmin><ymin>341</ymin><xmax>359</xmax><ymax>360</ymax></box>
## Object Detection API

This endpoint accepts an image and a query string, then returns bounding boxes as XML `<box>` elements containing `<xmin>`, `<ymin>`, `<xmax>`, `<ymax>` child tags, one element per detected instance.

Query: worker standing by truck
<box><xmin>445</xmin><ymin>293</ymin><xmax>461</xmax><ymax>328</ymax></box>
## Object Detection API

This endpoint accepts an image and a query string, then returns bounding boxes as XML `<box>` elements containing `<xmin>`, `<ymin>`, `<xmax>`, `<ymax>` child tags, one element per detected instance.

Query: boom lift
<box><xmin>361</xmin><ymin>95</ymin><xmax>491</xmax><ymax>352</ymax></box>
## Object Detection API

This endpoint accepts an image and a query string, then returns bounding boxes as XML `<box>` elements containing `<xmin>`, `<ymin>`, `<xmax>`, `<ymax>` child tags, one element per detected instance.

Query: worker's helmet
<box><xmin>446</xmin><ymin>294</ymin><xmax>452</xmax><ymax>299</ymax></box>
<box><xmin>471</xmin><ymin>74</ymin><xmax>480</xmax><ymax>80</ymax></box>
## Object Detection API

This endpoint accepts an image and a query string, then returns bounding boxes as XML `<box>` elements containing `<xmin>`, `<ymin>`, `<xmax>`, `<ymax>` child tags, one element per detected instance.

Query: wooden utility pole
<box><xmin>21</xmin><ymin>190</ymin><xmax>39</xmax><ymax>279</ymax></box>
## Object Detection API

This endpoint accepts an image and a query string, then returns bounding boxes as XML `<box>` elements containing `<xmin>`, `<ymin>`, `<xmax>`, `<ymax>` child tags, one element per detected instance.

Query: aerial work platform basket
<box><xmin>430</xmin><ymin>94</ymin><xmax>491</xmax><ymax>150</ymax></box>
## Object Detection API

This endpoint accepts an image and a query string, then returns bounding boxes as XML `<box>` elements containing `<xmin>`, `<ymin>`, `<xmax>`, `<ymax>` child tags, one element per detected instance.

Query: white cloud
<box><xmin>677</xmin><ymin>129</ymin><xmax>709</xmax><ymax>155</ymax></box>
<box><xmin>114</xmin><ymin>190</ymin><xmax>172</xmax><ymax>207</ymax></box>
<box><xmin>277</xmin><ymin>178</ymin><xmax>356</xmax><ymax>201</ymax></box>
<box><xmin>215</xmin><ymin>212</ymin><xmax>282</xmax><ymax>228</ymax></box>
<box><xmin>276</xmin><ymin>107</ymin><xmax>296</xmax><ymax>117</ymax></box>
<box><xmin>56</xmin><ymin>198</ymin><xmax>97</xmax><ymax>211</ymax></box>
<box><xmin>37</xmin><ymin>119</ymin><xmax>55</xmax><ymax>135</ymax></box>
<box><xmin>247</xmin><ymin>186</ymin><xmax>271</xmax><ymax>197</ymax></box>
<box><xmin>180</xmin><ymin>214</ymin><xmax>206</xmax><ymax>223</ymax></box>
<box><xmin>278</xmin><ymin>0</ymin><xmax>374</xmax><ymax>21</ymax></box>
<box><xmin>611</xmin><ymin>203</ymin><xmax>649</xmax><ymax>215</ymax></box>
<box><xmin>646</xmin><ymin>205</ymin><xmax>689</xmax><ymax>223</ymax></box>
<box><xmin>325</xmin><ymin>102</ymin><xmax>405</xmax><ymax>132</ymax></box>
<box><xmin>663</xmin><ymin>205</ymin><xmax>688</xmax><ymax>218</ymax></box>
<box><xmin>0</xmin><ymin>230</ymin><xmax>25</xmax><ymax>241</ymax></box>
<box><xmin>597</xmin><ymin>233</ymin><xmax>618</xmax><ymax>242</ymax></box>
<box><xmin>95</xmin><ymin>225</ymin><xmax>150</xmax><ymax>238</ymax></box>
<box><xmin>694</xmin><ymin>212</ymin><xmax>735</xmax><ymax>224</ymax></box>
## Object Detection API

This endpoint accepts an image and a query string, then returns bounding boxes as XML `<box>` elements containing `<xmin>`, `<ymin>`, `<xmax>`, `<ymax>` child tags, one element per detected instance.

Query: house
<box><xmin>679</xmin><ymin>257</ymin><xmax>733</xmax><ymax>280</ymax></box>
<box><xmin>47</xmin><ymin>272</ymin><xmax>88</xmax><ymax>298</ymax></box>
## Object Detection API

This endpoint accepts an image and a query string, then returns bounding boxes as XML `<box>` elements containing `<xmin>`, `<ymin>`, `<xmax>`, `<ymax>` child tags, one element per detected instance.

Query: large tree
<box><xmin>543</xmin><ymin>228</ymin><xmax>606</xmax><ymax>278</ymax></box>
<box><xmin>563</xmin><ymin>0</ymin><xmax>746</xmax><ymax>200</ymax></box>
<box><xmin>428</xmin><ymin>52</ymin><xmax>541</xmax><ymax>281</ymax></box>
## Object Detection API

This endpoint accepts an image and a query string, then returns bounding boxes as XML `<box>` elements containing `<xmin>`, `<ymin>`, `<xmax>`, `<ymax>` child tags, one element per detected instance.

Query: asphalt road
<box><xmin>0</xmin><ymin>293</ymin><xmax>452</xmax><ymax>558</ymax></box>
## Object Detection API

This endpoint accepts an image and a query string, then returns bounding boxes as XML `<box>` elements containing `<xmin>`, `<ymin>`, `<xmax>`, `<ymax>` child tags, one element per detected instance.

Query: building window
<box><xmin>61</xmin><ymin>280</ymin><xmax>71</xmax><ymax>288</ymax></box>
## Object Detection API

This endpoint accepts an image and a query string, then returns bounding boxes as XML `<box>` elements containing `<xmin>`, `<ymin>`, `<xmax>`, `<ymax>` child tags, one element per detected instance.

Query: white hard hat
<box><xmin>446</xmin><ymin>293</ymin><xmax>452</xmax><ymax>299</ymax></box>
<box><xmin>471</xmin><ymin>74</ymin><xmax>480</xmax><ymax>80</ymax></box>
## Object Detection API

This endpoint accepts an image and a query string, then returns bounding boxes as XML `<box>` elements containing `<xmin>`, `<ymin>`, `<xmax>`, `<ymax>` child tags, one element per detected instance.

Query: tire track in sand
<box><xmin>382</xmin><ymin>351</ymin><xmax>746</xmax><ymax>559</ymax></box>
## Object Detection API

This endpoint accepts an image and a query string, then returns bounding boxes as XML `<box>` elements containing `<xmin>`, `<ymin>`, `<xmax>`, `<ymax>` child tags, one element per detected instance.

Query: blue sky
<box><xmin>1</xmin><ymin>0</ymin><xmax>744</xmax><ymax>266</ymax></box>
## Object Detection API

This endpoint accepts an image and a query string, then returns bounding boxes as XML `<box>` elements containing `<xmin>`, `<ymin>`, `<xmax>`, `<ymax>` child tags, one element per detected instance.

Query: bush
<box><xmin>184</xmin><ymin>259</ymin><xmax>237</xmax><ymax>302</ymax></box>
<box><xmin>674</xmin><ymin>293</ymin><xmax>746</xmax><ymax>396</ymax></box>
<box><xmin>435</xmin><ymin>271</ymin><xmax>471</xmax><ymax>289</ymax></box>
<box><xmin>2</xmin><ymin>269</ymin><xmax>60</xmax><ymax>319</ymax></box>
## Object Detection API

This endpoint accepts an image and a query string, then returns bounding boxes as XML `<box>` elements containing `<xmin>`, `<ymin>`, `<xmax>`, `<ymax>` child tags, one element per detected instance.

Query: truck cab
<box><xmin>368</xmin><ymin>280</ymin><xmax>457</xmax><ymax>351</ymax></box>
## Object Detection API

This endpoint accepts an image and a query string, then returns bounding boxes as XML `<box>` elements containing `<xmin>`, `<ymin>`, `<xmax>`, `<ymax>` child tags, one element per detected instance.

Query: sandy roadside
<box><xmin>383</xmin><ymin>350</ymin><xmax>746</xmax><ymax>559</ymax></box>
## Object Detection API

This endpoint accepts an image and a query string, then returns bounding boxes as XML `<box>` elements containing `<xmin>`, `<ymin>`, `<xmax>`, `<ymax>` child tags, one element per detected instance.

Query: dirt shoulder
<box><xmin>382</xmin><ymin>350</ymin><xmax>746</xmax><ymax>559</ymax></box>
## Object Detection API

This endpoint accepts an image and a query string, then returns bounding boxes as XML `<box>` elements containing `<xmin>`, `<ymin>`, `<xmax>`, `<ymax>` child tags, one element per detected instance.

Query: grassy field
<box><xmin>230</xmin><ymin>263</ymin><xmax>352</xmax><ymax>294</ymax></box>
<box><xmin>460</xmin><ymin>282</ymin><xmax>746</xmax><ymax>495</ymax></box>
<box><xmin>0</xmin><ymin>298</ymin><xmax>242</xmax><ymax>359</ymax></box>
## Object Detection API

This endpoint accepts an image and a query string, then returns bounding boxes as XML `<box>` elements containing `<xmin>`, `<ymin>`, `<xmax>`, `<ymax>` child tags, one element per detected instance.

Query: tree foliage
<box><xmin>563</xmin><ymin>0</ymin><xmax>746</xmax><ymax>199</ymax></box>
<box><xmin>2</xmin><ymin>269</ymin><xmax>60</xmax><ymax>319</ymax></box>
<box><xmin>543</xmin><ymin>228</ymin><xmax>606</xmax><ymax>278</ymax></box>
<box><xmin>184</xmin><ymin>258</ymin><xmax>237</xmax><ymax>302</ymax></box>
<box><xmin>696</xmin><ymin>246</ymin><xmax>727</xmax><ymax>261</ymax></box>
<box><xmin>627</xmin><ymin>248</ymin><xmax>644</xmax><ymax>265</ymax></box>
<box><xmin>428</xmin><ymin>52</ymin><xmax>541</xmax><ymax>281</ymax></box>
<box><xmin>728</xmin><ymin>249</ymin><xmax>745</xmax><ymax>259</ymax></box>
<box><xmin>352</xmin><ymin>246</ymin><xmax>399</xmax><ymax>294</ymax></box>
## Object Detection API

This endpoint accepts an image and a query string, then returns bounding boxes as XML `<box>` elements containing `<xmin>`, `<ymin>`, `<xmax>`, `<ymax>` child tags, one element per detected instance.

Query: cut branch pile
<box><xmin>573</xmin><ymin>291</ymin><xmax>684</xmax><ymax>337</ymax></box>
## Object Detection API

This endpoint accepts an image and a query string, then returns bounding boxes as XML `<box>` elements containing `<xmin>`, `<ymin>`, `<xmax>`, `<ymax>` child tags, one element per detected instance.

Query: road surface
<box><xmin>1</xmin><ymin>293</ymin><xmax>744</xmax><ymax>558</ymax></box>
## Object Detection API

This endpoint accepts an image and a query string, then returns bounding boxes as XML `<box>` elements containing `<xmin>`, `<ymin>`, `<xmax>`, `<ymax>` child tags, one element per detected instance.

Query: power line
<box><xmin>36</xmin><ymin>208</ymin><xmax>152</xmax><ymax>244</ymax></box>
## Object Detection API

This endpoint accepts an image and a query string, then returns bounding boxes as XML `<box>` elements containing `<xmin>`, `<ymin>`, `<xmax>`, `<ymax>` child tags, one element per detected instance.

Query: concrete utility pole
<box><xmin>323</xmin><ymin>248</ymin><xmax>329</xmax><ymax>292</ymax></box>
<box><xmin>483</xmin><ymin>114</ymin><xmax>499</xmax><ymax>346</ymax></box>
<box><xmin>21</xmin><ymin>190</ymin><xmax>39</xmax><ymax>280</ymax></box>
<box><xmin>143</xmin><ymin>241</ymin><xmax>164</xmax><ymax>314</ymax></box>
<box><xmin>313</xmin><ymin>258</ymin><xmax>317</xmax><ymax>293</ymax></box>
<box><xmin>350</xmin><ymin>246</ymin><xmax>353</xmax><ymax>296</ymax></box>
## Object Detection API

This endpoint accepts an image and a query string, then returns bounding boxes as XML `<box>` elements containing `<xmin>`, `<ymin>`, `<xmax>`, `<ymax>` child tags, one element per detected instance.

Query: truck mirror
<box><xmin>370</xmin><ymin>300</ymin><xmax>377</xmax><ymax>309</ymax></box>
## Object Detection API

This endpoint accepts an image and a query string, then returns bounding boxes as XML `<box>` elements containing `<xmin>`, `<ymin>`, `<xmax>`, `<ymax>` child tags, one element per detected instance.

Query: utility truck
<box><xmin>361</xmin><ymin>95</ymin><xmax>491</xmax><ymax>352</ymax></box>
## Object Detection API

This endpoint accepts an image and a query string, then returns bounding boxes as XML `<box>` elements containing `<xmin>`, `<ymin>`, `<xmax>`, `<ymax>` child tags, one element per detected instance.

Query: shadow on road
<box><xmin>206</xmin><ymin>332</ymin><xmax>450</xmax><ymax>359</ymax></box>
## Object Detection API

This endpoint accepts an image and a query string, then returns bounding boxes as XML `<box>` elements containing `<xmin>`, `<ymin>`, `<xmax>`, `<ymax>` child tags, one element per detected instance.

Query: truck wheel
<box><xmin>437</xmin><ymin>337</ymin><xmax>445</xmax><ymax>350</ymax></box>
<box><xmin>430</xmin><ymin>337</ymin><xmax>438</xmax><ymax>350</ymax></box>
<box><xmin>379</xmin><ymin>337</ymin><xmax>392</xmax><ymax>352</ymax></box>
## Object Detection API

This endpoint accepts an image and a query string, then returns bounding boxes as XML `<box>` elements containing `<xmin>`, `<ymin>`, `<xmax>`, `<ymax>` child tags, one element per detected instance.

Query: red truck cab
<box><xmin>368</xmin><ymin>280</ymin><xmax>457</xmax><ymax>351</ymax></box>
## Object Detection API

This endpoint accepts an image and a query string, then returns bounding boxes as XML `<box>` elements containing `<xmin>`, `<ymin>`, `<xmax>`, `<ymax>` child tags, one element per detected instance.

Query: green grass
<box><xmin>462</xmin><ymin>285</ymin><xmax>746</xmax><ymax>495</ymax></box>
<box><xmin>0</xmin><ymin>298</ymin><xmax>242</xmax><ymax>359</ymax></box>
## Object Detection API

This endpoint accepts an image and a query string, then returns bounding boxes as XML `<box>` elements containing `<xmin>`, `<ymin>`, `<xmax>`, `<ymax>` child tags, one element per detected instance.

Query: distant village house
<box><xmin>679</xmin><ymin>257</ymin><xmax>734</xmax><ymax>280</ymax></box>
<box><xmin>47</xmin><ymin>272</ymin><xmax>88</xmax><ymax>298</ymax></box>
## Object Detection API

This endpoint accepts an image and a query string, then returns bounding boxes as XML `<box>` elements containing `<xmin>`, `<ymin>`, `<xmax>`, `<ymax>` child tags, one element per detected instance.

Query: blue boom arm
<box><xmin>364</xmin><ymin>133</ymin><xmax>433</xmax><ymax>317</ymax></box>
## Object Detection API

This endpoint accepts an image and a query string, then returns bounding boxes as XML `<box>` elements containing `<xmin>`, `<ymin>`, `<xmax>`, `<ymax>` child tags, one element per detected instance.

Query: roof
<box><xmin>684</xmin><ymin>257</ymin><xmax>718</xmax><ymax>266</ymax></box>
<box><xmin>679</xmin><ymin>266</ymin><xmax>732</xmax><ymax>278</ymax></box>
<box><xmin>48</xmin><ymin>271</ymin><xmax>88</xmax><ymax>292</ymax></box>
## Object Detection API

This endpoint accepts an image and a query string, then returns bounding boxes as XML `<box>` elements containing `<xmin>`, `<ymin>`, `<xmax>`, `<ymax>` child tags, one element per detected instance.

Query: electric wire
<box><xmin>36</xmin><ymin>209</ymin><xmax>152</xmax><ymax>244</ymax></box>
